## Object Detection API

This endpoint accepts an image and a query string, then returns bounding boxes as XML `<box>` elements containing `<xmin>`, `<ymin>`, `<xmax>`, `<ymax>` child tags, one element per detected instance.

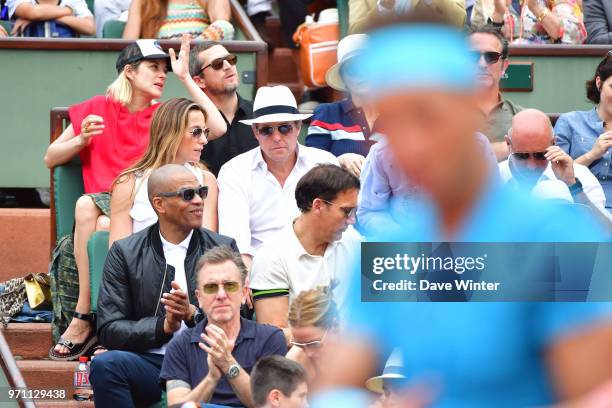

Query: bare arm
<box><xmin>547</xmin><ymin>321</ymin><xmax>612</xmax><ymax>401</ymax></box>
<box><xmin>122</xmin><ymin>0</ymin><xmax>141</xmax><ymax>39</ymax></box>
<box><xmin>206</xmin><ymin>0</ymin><xmax>231</xmax><ymax>22</ymax></box>
<box><xmin>108</xmin><ymin>175</ymin><xmax>136</xmax><ymax>248</ymax></box>
<box><xmin>55</xmin><ymin>15</ymin><xmax>95</xmax><ymax>36</ymax></box>
<box><xmin>13</xmin><ymin>3</ymin><xmax>72</xmax><ymax>21</ymax></box>
<box><xmin>254</xmin><ymin>297</ymin><xmax>291</xmax><ymax>344</ymax></box>
<box><xmin>202</xmin><ymin>170</ymin><xmax>218</xmax><ymax>232</ymax></box>
<box><xmin>44</xmin><ymin>125</ymin><xmax>84</xmax><ymax>168</ymax></box>
<box><xmin>170</xmin><ymin>35</ymin><xmax>228</xmax><ymax>139</ymax></box>
<box><xmin>528</xmin><ymin>2</ymin><xmax>562</xmax><ymax>41</ymax></box>
<box><xmin>166</xmin><ymin>376</ymin><xmax>219</xmax><ymax>406</ymax></box>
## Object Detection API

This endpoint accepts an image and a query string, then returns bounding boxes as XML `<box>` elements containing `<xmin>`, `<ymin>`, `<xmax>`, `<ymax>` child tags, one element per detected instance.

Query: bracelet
<box><xmin>487</xmin><ymin>17</ymin><xmax>504</xmax><ymax>28</ymax></box>
<box><xmin>537</xmin><ymin>8</ymin><xmax>549</xmax><ymax>23</ymax></box>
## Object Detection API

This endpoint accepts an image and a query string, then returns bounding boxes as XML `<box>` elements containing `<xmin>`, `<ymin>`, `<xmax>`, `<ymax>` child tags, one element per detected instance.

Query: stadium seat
<box><xmin>103</xmin><ymin>20</ymin><xmax>126</xmax><ymax>38</ymax></box>
<box><xmin>337</xmin><ymin>0</ymin><xmax>348</xmax><ymax>37</ymax></box>
<box><xmin>87</xmin><ymin>231</ymin><xmax>108</xmax><ymax>314</ymax></box>
<box><xmin>53</xmin><ymin>161</ymin><xmax>84</xmax><ymax>242</ymax></box>
<box><xmin>0</xmin><ymin>20</ymin><xmax>10</xmax><ymax>34</ymax></box>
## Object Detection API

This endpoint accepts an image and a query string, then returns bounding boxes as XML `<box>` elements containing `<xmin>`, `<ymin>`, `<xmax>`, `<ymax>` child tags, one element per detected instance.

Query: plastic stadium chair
<box><xmin>337</xmin><ymin>0</ymin><xmax>348</xmax><ymax>37</ymax></box>
<box><xmin>0</xmin><ymin>20</ymin><xmax>10</xmax><ymax>34</ymax></box>
<box><xmin>87</xmin><ymin>231</ymin><xmax>108</xmax><ymax>314</ymax></box>
<box><xmin>103</xmin><ymin>20</ymin><xmax>126</xmax><ymax>38</ymax></box>
<box><xmin>53</xmin><ymin>161</ymin><xmax>85</xmax><ymax>242</ymax></box>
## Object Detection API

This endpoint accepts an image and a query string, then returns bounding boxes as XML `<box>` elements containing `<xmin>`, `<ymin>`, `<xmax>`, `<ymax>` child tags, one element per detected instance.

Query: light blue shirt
<box><xmin>554</xmin><ymin>108</ymin><xmax>612</xmax><ymax>212</ymax></box>
<box><xmin>315</xmin><ymin>178</ymin><xmax>611</xmax><ymax>408</ymax></box>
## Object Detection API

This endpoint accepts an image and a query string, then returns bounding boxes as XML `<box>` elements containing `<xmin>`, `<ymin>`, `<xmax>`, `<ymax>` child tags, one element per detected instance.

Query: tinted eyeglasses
<box><xmin>202</xmin><ymin>280</ymin><xmax>240</xmax><ymax>294</ymax></box>
<box><xmin>291</xmin><ymin>329</ymin><xmax>328</xmax><ymax>350</ymax></box>
<box><xmin>476</xmin><ymin>51</ymin><xmax>504</xmax><ymax>65</ymax></box>
<box><xmin>189</xmin><ymin>127</ymin><xmax>210</xmax><ymax>140</ymax></box>
<box><xmin>321</xmin><ymin>199</ymin><xmax>357</xmax><ymax>219</ymax></box>
<box><xmin>255</xmin><ymin>124</ymin><xmax>295</xmax><ymax>137</ymax></box>
<box><xmin>157</xmin><ymin>186</ymin><xmax>209</xmax><ymax>201</ymax></box>
<box><xmin>198</xmin><ymin>54</ymin><xmax>238</xmax><ymax>74</ymax></box>
<box><xmin>512</xmin><ymin>151</ymin><xmax>547</xmax><ymax>160</ymax></box>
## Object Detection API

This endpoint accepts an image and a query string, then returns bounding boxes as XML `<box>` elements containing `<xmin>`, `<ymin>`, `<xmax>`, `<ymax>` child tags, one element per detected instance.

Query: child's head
<box><xmin>251</xmin><ymin>356</ymin><xmax>308</xmax><ymax>408</ymax></box>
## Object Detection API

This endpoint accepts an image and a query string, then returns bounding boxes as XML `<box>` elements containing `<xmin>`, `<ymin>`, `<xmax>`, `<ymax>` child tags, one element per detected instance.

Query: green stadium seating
<box><xmin>87</xmin><ymin>231</ymin><xmax>108</xmax><ymax>314</ymax></box>
<box><xmin>337</xmin><ymin>0</ymin><xmax>348</xmax><ymax>37</ymax></box>
<box><xmin>0</xmin><ymin>20</ymin><xmax>10</xmax><ymax>34</ymax></box>
<box><xmin>103</xmin><ymin>20</ymin><xmax>126</xmax><ymax>38</ymax></box>
<box><xmin>53</xmin><ymin>161</ymin><xmax>84</xmax><ymax>243</ymax></box>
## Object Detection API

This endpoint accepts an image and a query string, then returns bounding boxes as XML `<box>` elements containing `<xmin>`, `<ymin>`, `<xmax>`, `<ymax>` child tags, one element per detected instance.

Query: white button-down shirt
<box><xmin>499</xmin><ymin>160</ymin><xmax>610</xmax><ymax>221</ymax></box>
<box><xmin>218</xmin><ymin>145</ymin><xmax>338</xmax><ymax>255</ymax></box>
<box><xmin>250</xmin><ymin>223</ymin><xmax>362</xmax><ymax>311</ymax></box>
<box><xmin>147</xmin><ymin>230</ymin><xmax>192</xmax><ymax>355</ymax></box>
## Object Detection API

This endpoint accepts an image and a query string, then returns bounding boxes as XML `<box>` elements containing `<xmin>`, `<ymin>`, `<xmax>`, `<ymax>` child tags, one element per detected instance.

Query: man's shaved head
<box><xmin>148</xmin><ymin>164</ymin><xmax>198</xmax><ymax>204</ymax></box>
<box><xmin>508</xmin><ymin>109</ymin><xmax>554</xmax><ymax>150</ymax></box>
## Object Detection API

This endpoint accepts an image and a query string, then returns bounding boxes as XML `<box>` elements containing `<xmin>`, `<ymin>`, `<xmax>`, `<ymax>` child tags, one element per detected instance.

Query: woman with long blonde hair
<box><xmin>109</xmin><ymin>97</ymin><xmax>218</xmax><ymax>246</ymax></box>
<box><xmin>287</xmin><ymin>287</ymin><xmax>340</xmax><ymax>384</ymax></box>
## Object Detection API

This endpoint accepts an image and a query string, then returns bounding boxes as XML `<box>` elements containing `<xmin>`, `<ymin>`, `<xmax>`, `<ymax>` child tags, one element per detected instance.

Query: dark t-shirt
<box><xmin>159</xmin><ymin>317</ymin><xmax>287</xmax><ymax>407</ymax></box>
<box><xmin>200</xmin><ymin>94</ymin><xmax>257</xmax><ymax>176</ymax></box>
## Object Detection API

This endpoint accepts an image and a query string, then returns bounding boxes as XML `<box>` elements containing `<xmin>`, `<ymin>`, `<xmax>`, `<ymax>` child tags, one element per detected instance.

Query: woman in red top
<box><xmin>44</xmin><ymin>36</ymin><xmax>226</xmax><ymax>360</ymax></box>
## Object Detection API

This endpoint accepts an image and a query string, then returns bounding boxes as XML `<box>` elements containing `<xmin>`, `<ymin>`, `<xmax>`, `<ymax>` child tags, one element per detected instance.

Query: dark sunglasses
<box><xmin>202</xmin><ymin>280</ymin><xmax>240</xmax><ymax>294</ymax></box>
<box><xmin>512</xmin><ymin>151</ymin><xmax>547</xmax><ymax>160</ymax></box>
<box><xmin>157</xmin><ymin>186</ymin><xmax>208</xmax><ymax>201</ymax></box>
<box><xmin>321</xmin><ymin>199</ymin><xmax>357</xmax><ymax>219</ymax></box>
<box><xmin>199</xmin><ymin>54</ymin><xmax>238</xmax><ymax>74</ymax></box>
<box><xmin>477</xmin><ymin>51</ymin><xmax>504</xmax><ymax>65</ymax></box>
<box><xmin>189</xmin><ymin>127</ymin><xmax>210</xmax><ymax>139</ymax></box>
<box><xmin>255</xmin><ymin>124</ymin><xmax>295</xmax><ymax>137</ymax></box>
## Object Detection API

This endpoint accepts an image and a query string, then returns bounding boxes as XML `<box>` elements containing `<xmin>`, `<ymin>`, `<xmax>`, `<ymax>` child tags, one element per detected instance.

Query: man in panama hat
<box><xmin>218</xmin><ymin>85</ymin><xmax>339</xmax><ymax>266</ymax></box>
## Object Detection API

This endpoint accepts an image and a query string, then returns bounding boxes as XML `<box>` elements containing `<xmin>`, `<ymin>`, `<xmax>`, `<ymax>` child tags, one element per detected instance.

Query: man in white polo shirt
<box><xmin>249</xmin><ymin>164</ymin><xmax>361</xmax><ymax>339</ymax></box>
<box><xmin>218</xmin><ymin>86</ymin><xmax>338</xmax><ymax>264</ymax></box>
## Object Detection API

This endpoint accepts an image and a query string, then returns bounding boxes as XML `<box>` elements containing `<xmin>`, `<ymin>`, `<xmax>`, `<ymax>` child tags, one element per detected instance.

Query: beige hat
<box><xmin>365</xmin><ymin>348</ymin><xmax>406</xmax><ymax>394</ymax></box>
<box><xmin>325</xmin><ymin>34</ymin><xmax>368</xmax><ymax>92</ymax></box>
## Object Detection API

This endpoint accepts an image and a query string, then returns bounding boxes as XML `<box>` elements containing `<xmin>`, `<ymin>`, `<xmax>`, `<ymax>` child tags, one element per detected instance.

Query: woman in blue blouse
<box><xmin>554</xmin><ymin>54</ymin><xmax>612</xmax><ymax>213</ymax></box>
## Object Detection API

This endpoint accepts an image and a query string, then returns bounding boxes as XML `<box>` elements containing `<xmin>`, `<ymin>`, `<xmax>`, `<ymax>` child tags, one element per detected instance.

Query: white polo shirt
<box><xmin>249</xmin><ymin>223</ymin><xmax>362</xmax><ymax>311</ymax></box>
<box><xmin>218</xmin><ymin>144</ymin><xmax>338</xmax><ymax>256</ymax></box>
<box><xmin>147</xmin><ymin>230</ymin><xmax>192</xmax><ymax>355</ymax></box>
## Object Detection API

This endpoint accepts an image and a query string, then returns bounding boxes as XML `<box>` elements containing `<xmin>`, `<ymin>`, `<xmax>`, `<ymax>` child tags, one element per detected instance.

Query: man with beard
<box><xmin>499</xmin><ymin>109</ymin><xmax>612</xmax><ymax>226</ymax></box>
<box><xmin>250</xmin><ymin>164</ymin><xmax>361</xmax><ymax>339</ymax></box>
<box><xmin>470</xmin><ymin>25</ymin><xmax>523</xmax><ymax>161</ymax></box>
<box><xmin>189</xmin><ymin>42</ymin><xmax>257</xmax><ymax>175</ymax></box>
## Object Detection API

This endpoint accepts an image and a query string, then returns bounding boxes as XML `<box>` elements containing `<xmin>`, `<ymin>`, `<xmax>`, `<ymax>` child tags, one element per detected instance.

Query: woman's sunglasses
<box><xmin>199</xmin><ymin>54</ymin><xmax>238</xmax><ymax>74</ymax></box>
<box><xmin>188</xmin><ymin>127</ymin><xmax>210</xmax><ymax>140</ymax></box>
<box><xmin>202</xmin><ymin>280</ymin><xmax>240</xmax><ymax>294</ymax></box>
<box><xmin>157</xmin><ymin>186</ymin><xmax>209</xmax><ymax>201</ymax></box>
<box><xmin>291</xmin><ymin>328</ymin><xmax>329</xmax><ymax>349</ymax></box>
<box><xmin>477</xmin><ymin>51</ymin><xmax>504</xmax><ymax>65</ymax></box>
<box><xmin>512</xmin><ymin>151</ymin><xmax>547</xmax><ymax>160</ymax></box>
<box><xmin>255</xmin><ymin>124</ymin><xmax>295</xmax><ymax>137</ymax></box>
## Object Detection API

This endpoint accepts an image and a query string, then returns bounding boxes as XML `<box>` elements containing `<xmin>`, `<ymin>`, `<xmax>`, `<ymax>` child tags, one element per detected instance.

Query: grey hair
<box><xmin>195</xmin><ymin>246</ymin><xmax>247</xmax><ymax>284</ymax></box>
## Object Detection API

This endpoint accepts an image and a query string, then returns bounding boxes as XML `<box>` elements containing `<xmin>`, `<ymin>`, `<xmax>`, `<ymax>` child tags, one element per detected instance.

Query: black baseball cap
<box><xmin>116</xmin><ymin>40</ymin><xmax>172</xmax><ymax>73</ymax></box>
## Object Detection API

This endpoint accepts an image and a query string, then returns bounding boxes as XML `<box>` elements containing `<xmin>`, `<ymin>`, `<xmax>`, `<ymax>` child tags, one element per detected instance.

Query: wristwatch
<box><xmin>568</xmin><ymin>179</ymin><xmax>583</xmax><ymax>197</ymax></box>
<box><xmin>227</xmin><ymin>363</ymin><xmax>240</xmax><ymax>379</ymax></box>
<box><xmin>186</xmin><ymin>307</ymin><xmax>203</xmax><ymax>328</ymax></box>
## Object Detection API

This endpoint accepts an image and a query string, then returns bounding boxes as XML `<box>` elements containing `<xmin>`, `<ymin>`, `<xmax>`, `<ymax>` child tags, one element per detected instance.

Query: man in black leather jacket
<box><xmin>90</xmin><ymin>164</ymin><xmax>239</xmax><ymax>408</ymax></box>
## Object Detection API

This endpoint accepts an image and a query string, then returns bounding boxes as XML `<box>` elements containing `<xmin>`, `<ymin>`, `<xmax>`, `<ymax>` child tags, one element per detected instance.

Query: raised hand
<box><xmin>545</xmin><ymin>145</ymin><xmax>575</xmax><ymax>186</ymax></box>
<box><xmin>199</xmin><ymin>324</ymin><xmax>236</xmax><ymax>373</ymax></box>
<box><xmin>169</xmin><ymin>34</ymin><xmax>191</xmax><ymax>81</ymax></box>
<box><xmin>590</xmin><ymin>131</ymin><xmax>612</xmax><ymax>160</ymax></box>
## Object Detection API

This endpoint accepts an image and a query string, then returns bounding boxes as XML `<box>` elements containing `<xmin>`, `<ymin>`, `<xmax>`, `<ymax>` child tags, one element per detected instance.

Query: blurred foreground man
<box><xmin>311</xmin><ymin>12</ymin><xmax>612</xmax><ymax>408</ymax></box>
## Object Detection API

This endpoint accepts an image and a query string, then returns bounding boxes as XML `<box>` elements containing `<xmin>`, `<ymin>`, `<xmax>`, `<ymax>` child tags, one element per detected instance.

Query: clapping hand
<box><xmin>199</xmin><ymin>324</ymin><xmax>236</xmax><ymax>373</ymax></box>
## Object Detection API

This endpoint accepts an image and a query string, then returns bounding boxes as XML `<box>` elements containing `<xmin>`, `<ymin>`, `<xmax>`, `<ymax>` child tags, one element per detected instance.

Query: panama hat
<box><xmin>325</xmin><ymin>34</ymin><xmax>368</xmax><ymax>92</ymax></box>
<box><xmin>365</xmin><ymin>348</ymin><xmax>406</xmax><ymax>394</ymax></box>
<box><xmin>240</xmin><ymin>86</ymin><xmax>312</xmax><ymax>125</ymax></box>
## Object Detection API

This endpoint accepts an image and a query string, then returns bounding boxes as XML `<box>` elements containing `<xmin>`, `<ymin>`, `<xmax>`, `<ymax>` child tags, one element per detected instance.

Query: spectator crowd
<box><xmin>2</xmin><ymin>0</ymin><xmax>612</xmax><ymax>407</ymax></box>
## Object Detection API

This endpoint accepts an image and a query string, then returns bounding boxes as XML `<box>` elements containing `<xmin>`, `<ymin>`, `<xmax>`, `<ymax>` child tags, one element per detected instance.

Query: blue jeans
<box><xmin>90</xmin><ymin>350</ymin><xmax>164</xmax><ymax>408</ymax></box>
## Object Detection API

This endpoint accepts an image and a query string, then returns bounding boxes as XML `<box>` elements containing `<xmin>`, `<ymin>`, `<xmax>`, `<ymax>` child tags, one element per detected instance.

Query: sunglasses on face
<box><xmin>512</xmin><ymin>151</ymin><xmax>548</xmax><ymax>160</ymax></box>
<box><xmin>321</xmin><ymin>199</ymin><xmax>357</xmax><ymax>219</ymax></box>
<box><xmin>199</xmin><ymin>54</ymin><xmax>238</xmax><ymax>74</ymax></box>
<box><xmin>202</xmin><ymin>280</ymin><xmax>240</xmax><ymax>294</ymax></box>
<box><xmin>255</xmin><ymin>124</ymin><xmax>295</xmax><ymax>137</ymax></box>
<box><xmin>476</xmin><ymin>51</ymin><xmax>504</xmax><ymax>65</ymax></box>
<box><xmin>291</xmin><ymin>329</ymin><xmax>328</xmax><ymax>350</ymax></box>
<box><xmin>157</xmin><ymin>186</ymin><xmax>209</xmax><ymax>201</ymax></box>
<box><xmin>189</xmin><ymin>127</ymin><xmax>210</xmax><ymax>140</ymax></box>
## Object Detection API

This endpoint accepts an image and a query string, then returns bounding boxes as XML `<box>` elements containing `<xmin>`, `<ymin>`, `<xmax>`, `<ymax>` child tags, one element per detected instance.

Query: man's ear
<box><xmin>311</xmin><ymin>198</ymin><xmax>324</xmax><ymax>213</ymax></box>
<box><xmin>193</xmin><ymin>74</ymin><xmax>206</xmax><ymax>89</ymax></box>
<box><xmin>152</xmin><ymin>196</ymin><xmax>165</xmax><ymax>214</ymax></box>
<box><xmin>268</xmin><ymin>389</ymin><xmax>282</xmax><ymax>406</ymax></box>
<box><xmin>505</xmin><ymin>135</ymin><xmax>511</xmax><ymax>147</ymax></box>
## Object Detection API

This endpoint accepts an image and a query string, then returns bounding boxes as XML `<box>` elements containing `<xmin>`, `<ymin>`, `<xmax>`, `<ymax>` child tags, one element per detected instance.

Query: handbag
<box><xmin>292</xmin><ymin>9</ymin><xmax>340</xmax><ymax>89</ymax></box>
<box><xmin>24</xmin><ymin>272</ymin><xmax>52</xmax><ymax>310</ymax></box>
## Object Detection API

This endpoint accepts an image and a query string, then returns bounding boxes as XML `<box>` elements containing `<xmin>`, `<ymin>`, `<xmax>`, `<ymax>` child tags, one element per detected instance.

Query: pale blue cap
<box><xmin>355</xmin><ymin>24</ymin><xmax>478</xmax><ymax>98</ymax></box>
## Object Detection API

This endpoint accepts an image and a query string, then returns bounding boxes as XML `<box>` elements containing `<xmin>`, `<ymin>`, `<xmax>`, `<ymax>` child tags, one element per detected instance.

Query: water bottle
<box><xmin>73</xmin><ymin>356</ymin><xmax>93</xmax><ymax>401</ymax></box>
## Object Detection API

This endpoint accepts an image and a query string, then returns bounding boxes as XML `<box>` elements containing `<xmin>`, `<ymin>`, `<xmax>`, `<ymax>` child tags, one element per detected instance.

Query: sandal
<box><xmin>48</xmin><ymin>312</ymin><xmax>97</xmax><ymax>361</ymax></box>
